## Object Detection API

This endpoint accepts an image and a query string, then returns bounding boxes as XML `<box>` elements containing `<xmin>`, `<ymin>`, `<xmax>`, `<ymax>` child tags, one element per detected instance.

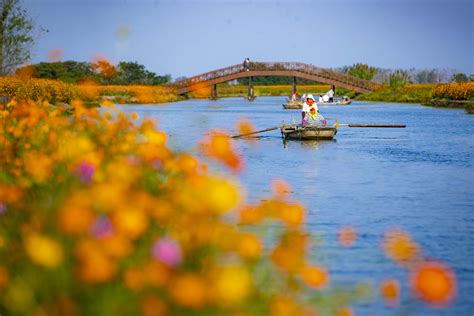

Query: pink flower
<box><xmin>0</xmin><ymin>204</ymin><xmax>6</xmax><ymax>215</ymax></box>
<box><xmin>151</xmin><ymin>238</ymin><xmax>182</xmax><ymax>267</ymax></box>
<box><xmin>74</xmin><ymin>161</ymin><xmax>95</xmax><ymax>184</ymax></box>
<box><xmin>91</xmin><ymin>215</ymin><xmax>114</xmax><ymax>239</ymax></box>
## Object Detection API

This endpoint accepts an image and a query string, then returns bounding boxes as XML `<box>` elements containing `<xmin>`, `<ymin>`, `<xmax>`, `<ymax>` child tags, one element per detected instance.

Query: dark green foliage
<box><xmin>23</xmin><ymin>60</ymin><xmax>171</xmax><ymax>85</ymax></box>
<box><xmin>33</xmin><ymin>61</ymin><xmax>95</xmax><ymax>83</ymax></box>
<box><xmin>115</xmin><ymin>61</ymin><xmax>170</xmax><ymax>85</ymax></box>
<box><xmin>0</xmin><ymin>0</ymin><xmax>34</xmax><ymax>75</ymax></box>
<box><xmin>452</xmin><ymin>73</ymin><xmax>468</xmax><ymax>83</ymax></box>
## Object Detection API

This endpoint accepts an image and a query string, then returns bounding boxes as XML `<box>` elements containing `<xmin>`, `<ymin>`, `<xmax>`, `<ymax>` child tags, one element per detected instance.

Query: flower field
<box><xmin>0</xmin><ymin>95</ymin><xmax>457</xmax><ymax>315</ymax></box>
<box><xmin>0</xmin><ymin>77</ymin><xmax>180</xmax><ymax>105</ymax></box>
<box><xmin>432</xmin><ymin>82</ymin><xmax>474</xmax><ymax>100</ymax></box>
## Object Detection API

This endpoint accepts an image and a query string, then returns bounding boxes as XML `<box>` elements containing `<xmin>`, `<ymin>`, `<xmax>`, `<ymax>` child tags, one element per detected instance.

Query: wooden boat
<box><xmin>318</xmin><ymin>96</ymin><xmax>352</xmax><ymax>105</ymax></box>
<box><xmin>280</xmin><ymin>124</ymin><xmax>337</xmax><ymax>140</ymax></box>
<box><xmin>282</xmin><ymin>101</ymin><xmax>302</xmax><ymax>109</ymax></box>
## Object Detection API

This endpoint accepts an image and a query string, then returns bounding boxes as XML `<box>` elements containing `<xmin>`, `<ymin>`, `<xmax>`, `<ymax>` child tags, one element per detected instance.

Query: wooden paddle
<box><xmin>231</xmin><ymin>126</ymin><xmax>284</xmax><ymax>138</ymax></box>
<box><xmin>338</xmin><ymin>124</ymin><xmax>406</xmax><ymax>128</ymax></box>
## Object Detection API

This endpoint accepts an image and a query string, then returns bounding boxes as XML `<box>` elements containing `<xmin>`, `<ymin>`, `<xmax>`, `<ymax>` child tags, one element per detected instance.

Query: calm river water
<box><xmin>117</xmin><ymin>97</ymin><xmax>473</xmax><ymax>315</ymax></box>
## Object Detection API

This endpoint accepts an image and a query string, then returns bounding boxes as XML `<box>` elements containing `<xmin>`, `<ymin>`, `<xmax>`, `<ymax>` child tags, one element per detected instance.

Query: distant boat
<box><xmin>318</xmin><ymin>96</ymin><xmax>352</xmax><ymax>105</ymax></box>
<box><xmin>282</xmin><ymin>101</ymin><xmax>303</xmax><ymax>109</ymax></box>
<box><xmin>280</xmin><ymin>124</ymin><xmax>337</xmax><ymax>140</ymax></box>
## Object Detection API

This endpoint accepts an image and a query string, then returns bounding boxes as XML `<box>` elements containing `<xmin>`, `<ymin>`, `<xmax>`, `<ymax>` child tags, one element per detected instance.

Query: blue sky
<box><xmin>25</xmin><ymin>0</ymin><xmax>473</xmax><ymax>79</ymax></box>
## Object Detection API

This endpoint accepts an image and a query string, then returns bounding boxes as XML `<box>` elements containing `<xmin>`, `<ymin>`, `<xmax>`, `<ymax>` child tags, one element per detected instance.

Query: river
<box><xmin>117</xmin><ymin>97</ymin><xmax>473</xmax><ymax>315</ymax></box>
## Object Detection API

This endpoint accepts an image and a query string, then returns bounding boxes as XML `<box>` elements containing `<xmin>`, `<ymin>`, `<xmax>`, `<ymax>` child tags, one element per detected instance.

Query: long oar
<box><xmin>338</xmin><ymin>124</ymin><xmax>406</xmax><ymax>128</ymax></box>
<box><xmin>231</xmin><ymin>125</ymin><xmax>287</xmax><ymax>138</ymax></box>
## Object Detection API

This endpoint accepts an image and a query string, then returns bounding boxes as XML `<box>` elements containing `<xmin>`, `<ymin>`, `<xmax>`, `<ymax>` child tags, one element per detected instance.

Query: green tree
<box><xmin>0</xmin><ymin>0</ymin><xmax>34</xmax><ymax>75</ymax></box>
<box><xmin>115</xmin><ymin>61</ymin><xmax>170</xmax><ymax>85</ymax></box>
<box><xmin>452</xmin><ymin>73</ymin><xmax>468</xmax><ymax>83</ymax></box>
<box><xmin>32</xmin><ymin>61</ymin><xmax>95</xmax><ymax>83</ymax></box>
<box><xmin>343</xmin><ymin>63</ymin><xmax>377</xmax><ymax>81</ymax></box>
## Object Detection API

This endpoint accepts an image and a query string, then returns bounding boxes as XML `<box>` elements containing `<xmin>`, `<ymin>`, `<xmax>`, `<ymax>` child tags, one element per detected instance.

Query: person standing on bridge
<box><xmin>301</xmin><ymin>94</ymin><xmax>326</xmax><ymax>127</ymax></box>
<box><xmin>243</xmin><ymin>58</ymin><xmax>250</xmax><ymax>71</ymax></box>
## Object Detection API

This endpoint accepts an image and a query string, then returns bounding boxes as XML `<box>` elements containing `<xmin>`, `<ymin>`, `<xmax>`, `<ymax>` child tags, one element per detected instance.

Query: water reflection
<box><xmin>283</xmin><ymin>139</ymin><xmax>337</xmax><ymax>149</ymax></box>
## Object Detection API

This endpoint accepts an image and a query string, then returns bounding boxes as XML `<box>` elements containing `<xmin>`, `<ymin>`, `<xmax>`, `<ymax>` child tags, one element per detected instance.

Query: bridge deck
<box><xmin>172</xmin><ymin>62</ymin><xmax>381</xmax><ymax>94</ymax></box>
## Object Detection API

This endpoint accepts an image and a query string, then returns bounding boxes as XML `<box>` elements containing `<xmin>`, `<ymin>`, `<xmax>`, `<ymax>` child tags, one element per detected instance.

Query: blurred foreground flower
<box><xmin>410</xmin><ymin>261</ymin><xmax>456</xmax><ymax>307</ymax></box>
<box><xmin>382</xmin><ymin>229</ymin><xmax>419</xmax><ymax>265</ymax></box>
<box><xmin>199</xmin><ymin>130</ymin><xmax>243</xmax><ymax>172</ymax></box>
<box><xmin>0</xmin><ymin>99</ymin><xmax>458</xmax><ymax>315</ymax></box>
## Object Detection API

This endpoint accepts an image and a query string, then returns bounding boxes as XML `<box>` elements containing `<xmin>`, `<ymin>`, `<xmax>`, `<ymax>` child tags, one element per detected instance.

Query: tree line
<box><xmin>18</xmin><ymin>60</ymin><xmax>171</xmax><ymax>85</ymax></box>
<box><xmin>235</xmin><ymin>64</ymin><xmax>473</xmax><ymax>87</ymax></box>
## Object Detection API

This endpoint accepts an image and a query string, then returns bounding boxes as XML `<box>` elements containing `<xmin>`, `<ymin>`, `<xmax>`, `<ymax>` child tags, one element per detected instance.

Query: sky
<box><xmin>25</xmin><ymin>0</ymin><xmax>473</xmax><ymax>79</ymax></box>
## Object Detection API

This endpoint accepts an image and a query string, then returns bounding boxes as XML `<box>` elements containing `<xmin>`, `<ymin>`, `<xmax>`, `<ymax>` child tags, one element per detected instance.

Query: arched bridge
<box><xmin>172</xmin><ymin>62</ymin><xmax>381</xmax><ymax>98</ymax></box>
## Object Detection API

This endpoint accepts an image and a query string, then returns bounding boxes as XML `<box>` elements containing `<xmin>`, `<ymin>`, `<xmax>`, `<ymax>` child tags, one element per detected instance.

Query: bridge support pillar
<box><xmin>248</xmin><ymin>77</ymin><xmax>255</xmax><ymax>101</ymax></box>
<box><xmin>210</xmin><ymin>84</ymin><xmax>218</xmax><ymax>100</ymax></box>
<box><xmin>292</xmin><ymin>76</ymin><xmax>297</xmax><ymax>96</ymax></box>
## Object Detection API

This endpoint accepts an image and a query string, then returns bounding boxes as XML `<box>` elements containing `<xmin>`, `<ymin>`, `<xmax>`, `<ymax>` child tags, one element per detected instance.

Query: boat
<box><xmin>280</xmin><ymin>124</ymin><xmax>337</xmax><ymax>140</ymax></box>
<box><xmin>318</xmin><ymin>96</ymin><xmax>352</xmax><ymax>105</ymax></box>
<box><xmin>282</xmin><ymin>101</ymin><xmax>302</xmax><ymax>109</ymax></box>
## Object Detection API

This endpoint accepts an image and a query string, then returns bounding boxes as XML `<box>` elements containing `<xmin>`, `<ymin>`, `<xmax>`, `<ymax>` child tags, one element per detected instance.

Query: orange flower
<box><xmin>169</xmin><ymin>274</ymin><xmax>207</xmax><ymax>309</ymax></box>
<box><xmin>336</xmin><ymin>307</ymin><xmax>354</xmax><ymax>316</ymax></box>
<box><xmin>382</xmin><ymin>229</ymin><xmax>419</xmax><ymax>264</ymax></box>
<box><xmin>278</xmin><ymin>203</ymin><xmax>305</xmax><ymax>226</ymax></box>
<box><xmin>124</xmin><ymin>267</ymin><xmax>146</xmax><ymax>291</ymax></box>
<box><xmin>140</xmin><ymin>295</ymin><xmax>167</xmax><ymax>316</ymax></box>
<box><xmin>338</xmin><ymin>226</ymin><xmax>357</xmax><ymax>248</ymax></box>
<box><xmin>0</xmin><ymin>266</ymin><xmax>9</xmax><ymax>288</ymax></box>
<box><xmin>237</xmin><ymin>233</ymin><xmax>262</xmax><ymax>260</ymax></box>
<box><xmin>57</xmin><ymin>201</ymin><xmax>95</xmax><ymax>235</ymax></box>
<box><xmin>380</xmin><ymin>278</ymin><xmax>400</xmax><ymax>306</ymax></box>
<box><xmin>270</xmin><ymin>296</ymin><xmax>302</xmax><ymax>316</ymax></box>
<box><xmin>410</xmin><ymin>261</ymin><xmax>456</xmax><ymax>307</ymax></box>
<box><xmin>199</xmin><ymin>130</ymin><xmax>243</xmax><ymax>172</ymax></box>
<box><xmin>239</xmin><ymin>205</ymin><xmax>264</xmax><ymax>224</ymax></box>
<box><xmin>301</xmin><ymin>265</ymin><xmax>329</xmax><ymax>289</ymax></box>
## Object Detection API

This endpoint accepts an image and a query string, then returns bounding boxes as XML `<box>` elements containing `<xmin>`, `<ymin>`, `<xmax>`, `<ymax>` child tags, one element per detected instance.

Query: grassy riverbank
<box><xmin>355</xmin><ymin>84</ymin><xmax>435</xmax><ymax>104</ymax></box>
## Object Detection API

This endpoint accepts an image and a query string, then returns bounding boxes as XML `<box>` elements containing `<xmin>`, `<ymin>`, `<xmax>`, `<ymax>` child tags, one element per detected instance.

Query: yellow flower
<box><xmin>24</xmin><ymin>233</ymin><xmax>63</xmax><ymax>268</ymax></box>
<box><xmin>212</xmin><ymin>266</ymin><xmax>252</xmax><ymax>306</ymax></box>
<box><xmin>383</xmin><ymin>229</ymin><xmax>419</xmax><ymax>265</ymax></box>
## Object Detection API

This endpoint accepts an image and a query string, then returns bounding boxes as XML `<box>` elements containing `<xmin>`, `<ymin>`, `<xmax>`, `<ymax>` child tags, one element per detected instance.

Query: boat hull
<box><xmin>281</xmin><ymin>125</ymin><xmax>337</xmax><ymax>140</ymax></box>
<box><xmin>318</xmin><ymin>100</ymin><xmax>352</xmax><ymax>105</ymax></box>
<box><xmin>282</xmin><ymin>103</ymin><xmax>302</xmax><ymax>109</ymax></box>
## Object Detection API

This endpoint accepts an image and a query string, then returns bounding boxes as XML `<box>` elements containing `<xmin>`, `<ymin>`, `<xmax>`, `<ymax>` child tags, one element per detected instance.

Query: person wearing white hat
<box><xmin>301</xmin><ymin>94</ymin><xmax>324</xmax><ymax>127</ymax></box>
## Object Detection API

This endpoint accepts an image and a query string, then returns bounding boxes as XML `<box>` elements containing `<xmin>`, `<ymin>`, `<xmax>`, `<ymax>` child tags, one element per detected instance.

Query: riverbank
<box><xmin>355</xmin><ymin>84</ymin><xmax>435</xmax><ymax>104</ymax></box>
<box><xmin>2</xmin><ymin>78</ymin><xmax>472</xmax><ymax>110</ymax></box>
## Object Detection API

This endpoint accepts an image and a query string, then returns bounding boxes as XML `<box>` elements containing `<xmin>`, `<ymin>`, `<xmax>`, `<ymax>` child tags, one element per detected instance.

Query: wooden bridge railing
<box><xmin>173</xmin><ymin>62</ymin><xmax>381</xmax><ymax>93</ymax></box>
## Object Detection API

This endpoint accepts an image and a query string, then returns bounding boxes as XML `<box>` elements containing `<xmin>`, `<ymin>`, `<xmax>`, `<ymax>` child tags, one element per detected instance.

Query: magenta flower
<box><xmin>74</xmin><ymin>161</ymin><xmax>95</xmax><ymax>184</ymax></box>
<box><xmin>0</xmin><ymin>204</ymin><xmax>6</xmax><ymax>215</ymax></box>
<box><xmin>151</xmin><ymin>238</ymin><xmax>182</xmax><ymax>267</ymax></box>
<box><xmin>91</xmin><ymin>215</ymin><xmax>114</xmax><ymax>239</ymax></box>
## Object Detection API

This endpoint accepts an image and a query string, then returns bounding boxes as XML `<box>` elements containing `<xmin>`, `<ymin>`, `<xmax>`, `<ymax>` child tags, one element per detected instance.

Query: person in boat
<box><xmin>326</xmin><ymin>85</ymin><xmax>335</xmax><ymax>103</ymax></box>
<box><xmin>290</xmin><ymin>90</ymin><xmax>299</xmax><ymax>102</ymax></box>
<box><xmin>301</xmin><ymin>94</ymin><xmax>326</xmax><ymax>127</ymax></box>
<box><xmin>318</xmin><ymin>95</ymin><xmax>324</xmax><ymax>103</ymax></box>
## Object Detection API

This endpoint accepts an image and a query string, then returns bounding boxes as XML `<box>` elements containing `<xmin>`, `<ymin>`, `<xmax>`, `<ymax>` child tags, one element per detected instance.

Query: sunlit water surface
<box><xmin>117</xmin><ymin>97</ymin><xmax>473</xmax><ymax>315</ymax></box>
